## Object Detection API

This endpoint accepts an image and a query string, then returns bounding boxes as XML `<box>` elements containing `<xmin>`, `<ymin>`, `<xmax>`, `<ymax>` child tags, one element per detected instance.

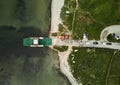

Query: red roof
<box><xmin>59</xmin><ymin>36</ymin><xmax>65</xmax><ymax>39</ymax></box>
<box><xmin>59</xmin><ymin>35</ymin><xmax>69</xmax><ymax>39</ymax></box>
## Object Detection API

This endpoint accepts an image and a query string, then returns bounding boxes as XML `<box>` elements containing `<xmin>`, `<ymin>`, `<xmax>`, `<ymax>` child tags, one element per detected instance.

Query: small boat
<box><xmin>23</xmin><ymin>37</ymin><xmax>52</xmax><ymax>47</ymax></box>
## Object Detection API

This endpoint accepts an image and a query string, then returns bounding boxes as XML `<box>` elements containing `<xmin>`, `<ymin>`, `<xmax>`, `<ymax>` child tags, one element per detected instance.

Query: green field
<box><xmin>60</xmin><ymin>0</ymin><xmax>120</xmax><ymax>85</ymax></box>
<box><xmin>53</xmin><ymin>46</ymin><xmax>68</xmax><ymax>52</ymax></box>
<box><xmin>61</xmin><ymin>0</ymin><xmax>120</xmax><ymax>40</ymax></box>
<box><xmin>107</xmin><ymin>51</ymin><xmax>120</xmax><ymax>85</ymax></box>
<box><xmin>68</xmin><ymin>48</ymin><xmax>120</xmax><ymax>85</ymax></box>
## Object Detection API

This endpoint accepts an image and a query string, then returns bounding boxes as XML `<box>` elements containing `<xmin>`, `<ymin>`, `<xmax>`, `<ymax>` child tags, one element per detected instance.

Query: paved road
<box><xmin>52</xmin><ymin>38</ymin><xmax>120</xmax><ymax>50</ymax></box>
<box><xmin>50</xmin><ymin>25</ymin><xmax>120</xmax><ymax>85</ymax></box>
<box><xmin>100</xmin><ymin>25</ymin><xmax>120</xmax><ymax>41</ymax></box>
<box><xmin>51</xmin><ymin>25</ymin><xmax>120</xmax><ymax>50</ymax></box>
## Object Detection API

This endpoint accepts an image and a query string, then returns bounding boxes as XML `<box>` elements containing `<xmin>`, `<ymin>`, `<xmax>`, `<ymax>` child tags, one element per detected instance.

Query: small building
<box><xmin>83</xmin><ymin>33</ymin><xmax>88</xmax><ymax>39</ymax></box>
<box><xmin>59</xmin><ymin>35</ymin><xmax>69</xmax><ymax>40</ymax></box>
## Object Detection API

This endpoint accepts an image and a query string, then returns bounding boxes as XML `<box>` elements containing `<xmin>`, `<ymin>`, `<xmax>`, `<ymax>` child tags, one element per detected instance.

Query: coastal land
<box><xmin>50</xmin><ymin>0</ymin><xmax>120</xmax><ymax>85</ymax></box>
<box><xmin>0</xmin><ymin>0</ymin><xmax>70</xmax><ymax>85</ymax></box>
<box><xmin>50</xmin><ymin>0</ymin><xmax>80</xmax><ymax>85</ymax></box>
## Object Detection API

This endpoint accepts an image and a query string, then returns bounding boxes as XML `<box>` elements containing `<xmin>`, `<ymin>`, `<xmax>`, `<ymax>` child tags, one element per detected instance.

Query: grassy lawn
<box><xmin>53</xmin><ymin>46</ymin><xmax>68</xmax><ymax>52</ymax></box>
<box><xmin>60</xmin><ymin>0</ymin><xmax>120</xmax><ymax>84</ymax></box>
<box><xmin>68</xmin><ymin>47</ymin><xmax>115</xmax><ymax>85</ymax></box>
<box><xmin>107</xmin><ymin>50</ymin><xmax>120</xmax><ymax>85</ymax></box>
<box><xmin>61</xmin><ymin>0</ymin><xmax>120</xmax><ymax>40</ymax></box>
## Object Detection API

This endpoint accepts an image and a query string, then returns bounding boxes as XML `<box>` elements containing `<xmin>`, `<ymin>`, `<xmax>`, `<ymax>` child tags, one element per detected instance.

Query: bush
<box><xmin>51</xmin><ymin>33</ymin><xmax>57</xmax><ymax>36</ymax></box>
<box><xmin>53</xmin><ymin>46</ymin><xmax>68</xmax><ymax>52</ymax></box>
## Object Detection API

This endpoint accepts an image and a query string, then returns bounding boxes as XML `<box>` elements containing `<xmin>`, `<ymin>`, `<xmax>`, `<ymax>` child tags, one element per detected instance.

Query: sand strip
<box><xmin>50</xmin><ymin>0</ymin><xmax>82</xmax><ymax>85</ymax></box>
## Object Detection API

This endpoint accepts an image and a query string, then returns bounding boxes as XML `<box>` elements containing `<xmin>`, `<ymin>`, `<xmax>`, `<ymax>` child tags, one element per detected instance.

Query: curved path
<box><xmin>100</xmin><ymin>25</ymin><xmax>120</xmax><ymax>41</ymax></box>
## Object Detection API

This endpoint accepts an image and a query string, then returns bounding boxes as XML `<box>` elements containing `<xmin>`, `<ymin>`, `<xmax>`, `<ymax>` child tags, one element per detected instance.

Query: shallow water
<box><xmin>0</xmin><ymin>0</ymin><xmax>70</xmax><ymax>85</ymax></box>
<box><xmin>8</xmin><ymin>49</ymin><xmax>70</xmax><ymax>85</ymax></box>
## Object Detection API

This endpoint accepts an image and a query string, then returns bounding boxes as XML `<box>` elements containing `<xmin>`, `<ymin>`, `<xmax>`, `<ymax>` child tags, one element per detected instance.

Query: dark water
<box><xmin>0</xmin><ymin>0</ymin><xmax>70</xmax><ymax>85</ymax></box>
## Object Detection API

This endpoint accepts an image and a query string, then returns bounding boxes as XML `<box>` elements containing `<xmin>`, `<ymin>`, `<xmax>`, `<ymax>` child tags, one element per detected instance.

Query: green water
<box><xmin>0</xmin><ymin>0</ymin><xmax>50</xmax><ymax>34</ymax></box>
<box><xmin>0</xmin><ymin>0</ymin><xmax>70</xmax><ymax>85</ymax></box>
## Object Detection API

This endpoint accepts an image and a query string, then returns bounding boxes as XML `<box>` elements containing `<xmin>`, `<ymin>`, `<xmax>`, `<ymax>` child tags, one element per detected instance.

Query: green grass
<box><xmin>61</xmin><ymin>0</ymin><xmax>120</xmax><ymax>40</ymax></box>
<box><xmin>68</xmin><ymin>47</ymin><xmax>120</xmax><ymax>85</ymax></box>
<box><xmin>107</xmin><ymin>51</ymin><xmax>120</xmax><ymax>85</ymax></box>
<box><xmin>73</xmin><ymin>0</ymin><xmax>120</xmax><ymax>40</ymax></box>
<box><xmin>60</xmin><ymin>0</ymin><xmax>120</xmax><ymax>85</ymax></box>
<box><xmin>58</xmin><ymin>24</ymin><xmax>64</xmax><ymax>32</ymax></box>
<box><xmin>68</xmin><ymin>47</ymin><xmax>114</xmax><ymax>85</ymax></box>
<box><xmin>53</xmin><ymin>46</ymin><xmax>68</xmax><ymax>52</ymax></box>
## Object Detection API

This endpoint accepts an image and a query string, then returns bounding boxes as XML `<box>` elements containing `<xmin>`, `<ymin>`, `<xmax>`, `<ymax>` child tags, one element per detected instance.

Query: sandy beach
<box><xmin>58</xmin><ymin>47</ymin><xmax>80</xmax><ymax>85</ymax></box>
<box><xmin>50</xmin><ymin>0</ymin><xmax>64</xmax><ymax>33</ymax></box>
<box><xmin>50</xmin><ymin>0</ymin><xmax>82</xmax><ymax>85</ymax></box>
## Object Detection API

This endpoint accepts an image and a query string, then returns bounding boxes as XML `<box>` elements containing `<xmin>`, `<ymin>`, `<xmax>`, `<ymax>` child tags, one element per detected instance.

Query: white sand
<box><xmin>50</xmin><ymin>0</ymin><xmax>64</xmax><ymax>33</ymax></box>
<box><xmin>58</xmin><ymin>46</ymin><xmax>80</xmax><ymax>85</ymax></box>
<box><xmin>50</xmin><ymin>0</ymin><xmax>82</xmax><ymax>85</ymax></box>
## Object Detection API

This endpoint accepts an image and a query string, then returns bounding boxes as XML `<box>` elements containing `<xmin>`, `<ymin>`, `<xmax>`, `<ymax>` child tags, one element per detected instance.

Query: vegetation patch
<box><xmin>68</xmin><ymin>47</ymin><xmax>115</xmax><ymax>85</ymax></box>
<box><xmin>51</xmin><ymin>33</ymin><xmax>58</xmax><ymax>37</ymax></box>
<box><xmin>61</xmin><ymin>0</ymin><xmax>120</xmax><ymax>40</ymax></box>
<box><xmin>107</xmin><ymin>50</ymin><xmax>120</xmax><ymax>85</ymax></box>
<box><xmin>53</xmin><ymin>46</ymin><xmax>68</xmax><ymax>52</ymax></box>
<box><xmin>59</xmin><ymin>24</ymin><xmax>65</xmax><ymax>32</ymax></box>
<box><xmin>60</xmin><ymin>0</ymin><xmax>120</xmax><ymax>84</ymax></box>
<box><xmin>107</xmin><ymin>34</ymin><xmax>120</xmax><ymax>43</ymax></box>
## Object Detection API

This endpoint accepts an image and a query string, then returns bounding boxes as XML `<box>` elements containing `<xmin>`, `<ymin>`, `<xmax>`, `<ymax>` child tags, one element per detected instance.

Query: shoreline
<box><xmin>50</xmin><ymin>0</ymin><xmax>64</xmax><ymax>33</ymax></box>
<box><xmin>50</xmin><ymin>0</ymin><xmax>81</xmax><ymax>85</ymax></box>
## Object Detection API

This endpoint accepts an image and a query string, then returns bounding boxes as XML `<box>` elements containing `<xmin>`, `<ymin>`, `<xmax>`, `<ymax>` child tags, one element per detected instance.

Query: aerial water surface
<box><xmin>0</xmin><ymin>0</ymin><xmax>70</xmax><ymax>85</ymax></box>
